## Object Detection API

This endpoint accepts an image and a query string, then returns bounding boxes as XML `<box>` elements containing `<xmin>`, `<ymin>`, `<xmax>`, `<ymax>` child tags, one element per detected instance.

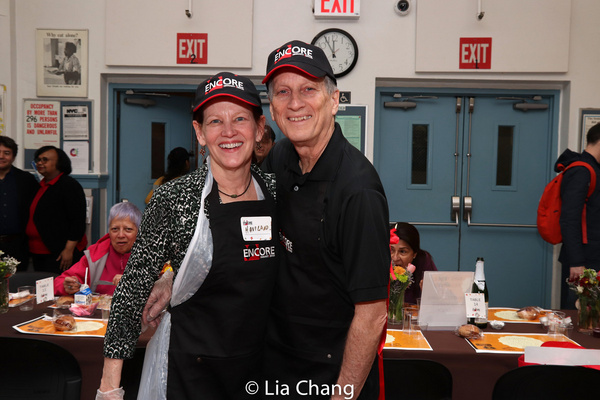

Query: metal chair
<box><xmin>384</xmin><ymin>358</ymin><xmax>453</xmax><ymax>400</ymax></box>
<box><xmin>0</xmin><ymin>337</ymin><xmax>81</xmax><ymax>400</ymax></box>
<box><xmin>492</xmin><ymin>365</ymin><xmax>600</xmax><ymax>400</ymax></box>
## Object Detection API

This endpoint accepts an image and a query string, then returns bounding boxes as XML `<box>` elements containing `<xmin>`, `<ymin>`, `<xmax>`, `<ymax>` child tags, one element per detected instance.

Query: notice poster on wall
<box><xmin>62</xmin><ymin>105</ymin><xmax>89</xmax><ymax>140</ymax></box>
<box><xmin>23</xmin><ymin>100</ymin><xmax>61</xmax><ymax>149</ymax></box>
<box><xmin>0</xmin><ymin>84</ymin><xmax>6</xmax><ymax>135</ymax></box>
<box><xmin>63</xmin><ymin>141</ymin><xmax>89</xmax><ymax>174</ymax></box>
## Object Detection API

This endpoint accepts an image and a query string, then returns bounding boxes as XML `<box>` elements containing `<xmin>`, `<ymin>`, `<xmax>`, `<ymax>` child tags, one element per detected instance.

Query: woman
<box><xmin>390</xmin><ymin>222</ymin><xmax>438</xmax><ymax>304</ymax></box>
<box><xmin>97</xmin><ymin>72</ymin><xmax>278</xmax><ymax>400</ymax></box>
<box><xmin>144</xmin><ymin>147</ymin><xmax>190</xmax><ymax>204</ymax></box>
<box><xmin>27</xmin><ymin>146</ymin><xmax>87</xmax><ymax>273</ymax></box>
<box><xmin>54</xmin><ymin>202</ymin><xmax>142</xmax><ymax>296</ymax></box>
<box><xmin>53</xmin><ymin>41</ymin><xmax>81</xmax><ymax>85</ymax></box>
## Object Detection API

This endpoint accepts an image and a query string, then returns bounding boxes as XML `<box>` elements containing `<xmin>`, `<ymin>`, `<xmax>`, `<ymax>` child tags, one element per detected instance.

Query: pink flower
<box><xmin>407</xmin><ymin>263</ymin><xmax>416</xmax><ymax>274</ymax></box>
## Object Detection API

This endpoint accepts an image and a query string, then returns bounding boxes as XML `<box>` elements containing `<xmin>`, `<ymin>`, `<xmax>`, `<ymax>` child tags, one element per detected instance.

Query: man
<box><xmin>261</xmin><ymin>40</ymin><xmax>390</xmax><ymax>400</ymax></box>
<box><xmin>0</xmin><ymin>136</ymin><xmax>39</xmax><ymax>267</ymax></box>
<box><xmin>254</xmin><ymin>124</ymin><xmax>276</xmax><ymax>166</ymax></box>
<box><xmin>558</xmin><ymin>122</ymin><xmax>600</xmax><ymax>308</ymax></box>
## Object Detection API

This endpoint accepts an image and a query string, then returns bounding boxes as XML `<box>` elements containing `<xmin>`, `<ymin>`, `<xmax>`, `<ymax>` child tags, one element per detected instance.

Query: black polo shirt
<box><xmin>264</xmin><ymin>123</ymin><xmax>390</xmax><ymax>321</ymax></box>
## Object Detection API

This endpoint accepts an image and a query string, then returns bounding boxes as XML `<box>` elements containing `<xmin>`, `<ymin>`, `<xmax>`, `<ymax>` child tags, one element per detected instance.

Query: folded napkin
<box><xmin>8</xmin><ymin>290</ymin><xmax>31</xmax><ymax>301</ymax></box>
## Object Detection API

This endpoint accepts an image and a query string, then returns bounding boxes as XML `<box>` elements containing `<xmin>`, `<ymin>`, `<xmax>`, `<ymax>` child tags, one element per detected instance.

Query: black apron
<box><xmin>264</xmin><ymin>176</ymin><xmax>356</xmax><ymax>400</ymax></box>
<box><xmin>167</xmin><ymin>173</ymin><xmax>278</xmax><ymax>400</ymax></box>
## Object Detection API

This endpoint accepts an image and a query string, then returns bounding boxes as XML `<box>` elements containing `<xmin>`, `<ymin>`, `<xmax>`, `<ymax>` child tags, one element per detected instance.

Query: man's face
<box><xmin>269</xmin><ymin>70</ymin><xmax>339</xmax><ymax>149</ymax></box>
<box><xmin>254</xmin><ymin>130</ymin><xmax>274</xmax><ymax>163</ymax></box>
<box><xmin>0</xmin><ymin>145</ymin><xmax>15</xmax><ymax>172</ymax></box>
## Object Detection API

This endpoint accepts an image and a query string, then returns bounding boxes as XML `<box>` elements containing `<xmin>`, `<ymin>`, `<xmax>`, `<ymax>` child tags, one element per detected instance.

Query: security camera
<box><xmin>394</xmin><ymin>0</ymin><xmax>411</xmax><ymax>16</ymax></box>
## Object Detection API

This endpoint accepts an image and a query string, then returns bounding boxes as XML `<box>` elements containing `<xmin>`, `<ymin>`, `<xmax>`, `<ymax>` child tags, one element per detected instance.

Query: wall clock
<box><xmin>311</xmin><ymin>28</ymin><xmax>358</xmax><ymax>78</ymax></box>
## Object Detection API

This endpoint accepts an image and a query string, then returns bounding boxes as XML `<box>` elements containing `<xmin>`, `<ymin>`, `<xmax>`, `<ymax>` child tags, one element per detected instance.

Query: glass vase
<box><xmin>388</xmin><ymin>283</ymin><xmax>406</xmax><ymax>324</ymax></box>
<box><xmin>0</xmin><ymin>277</ymin><xmax>9</xmax><ymax>314</ymax></box>
<box><xmin>577</xmin><ymin>296</ymin><xmax>600</xmax><ymax>335</ymax></box>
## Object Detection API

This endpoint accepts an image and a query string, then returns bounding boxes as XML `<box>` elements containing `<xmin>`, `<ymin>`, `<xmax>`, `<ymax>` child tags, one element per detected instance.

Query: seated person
<box><xmin>390</xmin><ymin>222</ymin><xmax>438</xmax><ymax>304</ymax></box>
<box><xmin>54</xmin><ymin>202</ymin><xmax>141</xmax><ymax>296</ymax></box>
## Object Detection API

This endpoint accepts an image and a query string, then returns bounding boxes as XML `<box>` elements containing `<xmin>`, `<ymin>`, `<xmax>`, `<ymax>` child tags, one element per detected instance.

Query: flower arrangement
<box><xmin>0</xmin><ymin>251</ymin><xmax>21</xmax><ymax>313</ymax></box>
<box><xmin>388</xmin><ymin>263</ymin><xmax>415</xmax><ymax>323</ymax></box>
<box><xmin>567</xmin><ymin>268</ymin><xmax>600</xmax><ymax>334</ymax></box>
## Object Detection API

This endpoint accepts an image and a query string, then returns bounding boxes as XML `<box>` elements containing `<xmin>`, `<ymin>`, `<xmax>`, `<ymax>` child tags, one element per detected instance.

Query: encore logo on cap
<box><xmin>205</xmin><ymin>76</ymin><xmax>245</xmax><ymax>94</ymax></box>
<box><xmin>273</xmin><ymin>44</ymin><xmax>314</xmax><ymax>64</ymax></box>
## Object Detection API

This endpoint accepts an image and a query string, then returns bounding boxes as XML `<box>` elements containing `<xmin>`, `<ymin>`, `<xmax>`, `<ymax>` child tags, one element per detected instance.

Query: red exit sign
<box><xmin>314</xmin><ymin>0</ymin><xmax>360</xmax><ymax>19</ymax></box>
<box><xmin>177</xmin><ymin>33</ymin><xmax>207</xmax><ymax>64</ymax></box>
<box><xmin>459</xmin><ymin>37</ymin><xmax>492</xmax><ymax>69</ymax></box>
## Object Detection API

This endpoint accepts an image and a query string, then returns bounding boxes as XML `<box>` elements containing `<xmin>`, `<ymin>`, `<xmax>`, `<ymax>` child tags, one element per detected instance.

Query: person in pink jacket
<box><xmin>54</xmin><ymin>202</ymin><xmax>141</xmax><ymax>296</ymax></box>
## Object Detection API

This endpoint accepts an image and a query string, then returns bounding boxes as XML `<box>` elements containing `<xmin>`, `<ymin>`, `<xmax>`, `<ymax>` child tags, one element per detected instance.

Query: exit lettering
<box><xmin>459</xmin><ymin>37</ymin><xmax>492</xmax><ymax>70</ymax></box>
<box><xmin>176</xmin><ymin>33</ymin><xmax>208</xmax><ymax>65</ymax></box>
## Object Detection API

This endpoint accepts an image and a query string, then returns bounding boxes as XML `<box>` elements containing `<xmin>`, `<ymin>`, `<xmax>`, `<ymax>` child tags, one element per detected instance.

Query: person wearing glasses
<box><xmin>26</xmin><ymin>146</ymin><xmax>87</xmax><ymax>273</ymax></box>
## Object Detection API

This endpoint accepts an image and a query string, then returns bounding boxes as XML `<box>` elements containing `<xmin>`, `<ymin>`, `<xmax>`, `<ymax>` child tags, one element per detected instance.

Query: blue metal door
<box><xmin>118</xmin><ymin>92</ymin><xmax>195</xmax><ymax>211</ymax></box>
<box><xmin>375</xmin><ymin>89</ymin><xmax>557</xmax><ymax>307</ymax></box>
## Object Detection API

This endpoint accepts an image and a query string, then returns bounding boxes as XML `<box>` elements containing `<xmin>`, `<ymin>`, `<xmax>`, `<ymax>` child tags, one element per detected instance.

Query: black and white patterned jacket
<box><xmin>103</xmin><ymin>163</ymin><xmax>276</xmax><ymax>359</ymax></box>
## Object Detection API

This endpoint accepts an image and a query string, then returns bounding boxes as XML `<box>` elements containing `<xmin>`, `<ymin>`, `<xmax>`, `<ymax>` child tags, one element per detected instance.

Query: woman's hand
<box><xmin>63</xmin><ymin>276</ymin><xmax>81</xmax><ymax>294</ymax></box>
<box><xmin>141</xmin><ymin>270</ymin><xmax>173</xmax><ymax>332</ymax></box>
<box><xmin>97</xmin><ymin>358</ymin><xmax>125</xmax><ymax>400</ymax></box>
<box><xmin>112</xmin><ymin>274</ymin><xmax>122</xmax><ymax>286</ymax></box>
<box><xmin>56</xmin><ymin>240</ymin><xmax>78</xmax><ymax>270</ymax></box>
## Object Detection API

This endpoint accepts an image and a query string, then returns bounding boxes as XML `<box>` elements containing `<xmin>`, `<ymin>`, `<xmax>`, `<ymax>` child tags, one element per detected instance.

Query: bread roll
<box><xmin>54</xmin><ymin>315</ymin><xmax>76</xmax><ymax>331</ymax></box>
<box><xmin>517</xmin><ymin>306</ymin><xmax>538</xmax><ymax>320</ymax></box>
<box><xmin>56</xmin><ymin>295</ymin><xmax>74</xmax><ymax>308</ymax></box>
<box><xmin>457</xmin><ymin>324</ymin><xmax>481</xmax><ymax>338</ymax></box>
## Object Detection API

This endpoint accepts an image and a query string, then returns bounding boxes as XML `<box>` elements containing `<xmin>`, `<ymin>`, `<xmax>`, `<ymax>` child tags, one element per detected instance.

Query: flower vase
<box><xmin>0</xmin><ymin>277</ymin><xmax>9</xmax><ymax>314</ymax></box>
<box><xmin>577</xmin><ymin>296</ymin><xmax>600</xmax><ymax>335</ymax></box>
<box><xmin>388</xmin><ymin>283</ymin><xmax>406</xmax><ymax>324</ymax></box>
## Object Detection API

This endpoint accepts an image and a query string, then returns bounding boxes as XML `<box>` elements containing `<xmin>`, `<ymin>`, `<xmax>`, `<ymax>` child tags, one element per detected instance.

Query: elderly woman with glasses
<box><xmin>54</xmin><ymin>202</ymin><xmax>142</xmax><ymax>296</ymax></box>
<box><xmin>27</xmin><ymin>145</ymin><xmax>87</xmax><ymax>273</ymax></box>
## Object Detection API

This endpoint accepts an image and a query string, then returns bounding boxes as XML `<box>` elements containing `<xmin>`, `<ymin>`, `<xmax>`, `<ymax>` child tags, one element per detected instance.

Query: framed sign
<box><xmin>36</xmin><ymin>29</ymin><xmax>88</xmax><ymax>98</ymax></box>
<box><xmin>579</xmin><ymin>109</ymin><xmax>600</xmax><ymax>152</ymax></box>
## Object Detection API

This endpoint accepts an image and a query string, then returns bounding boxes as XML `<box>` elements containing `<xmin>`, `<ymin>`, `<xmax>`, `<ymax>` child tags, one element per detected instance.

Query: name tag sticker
<box><xmin>241</xmin><ymin>216</ymin><xmax>272</xmax><ymax>241</ymax></box>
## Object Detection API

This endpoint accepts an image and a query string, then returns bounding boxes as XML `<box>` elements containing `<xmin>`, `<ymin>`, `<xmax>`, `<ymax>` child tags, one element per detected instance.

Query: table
<box><xmin>0</xmin><ymin>301</ymin><xmax>153</xmax><ymax>400</ymax></box>
<box><xmin>384</xmin><ymin>309</ymin><xmax>600</xmax><ymax>400</ymax></box>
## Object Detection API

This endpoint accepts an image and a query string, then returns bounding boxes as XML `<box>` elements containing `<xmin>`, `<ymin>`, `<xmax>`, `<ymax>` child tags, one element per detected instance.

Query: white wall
<box><xmin>4</xmin><ymin>0</ymin><xmax>599</xmax><ymax>170</ymax></box>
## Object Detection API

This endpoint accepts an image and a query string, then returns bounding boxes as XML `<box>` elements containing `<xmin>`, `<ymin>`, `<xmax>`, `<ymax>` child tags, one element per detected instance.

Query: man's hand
<box><xmin>141</xmin><ymin>270</ymin><xmax>173</xmax><ymax>332</ymax></box>
<box><xmin>569</xmin><ymin>266</ymin><xmax>586</xmax><ymax>281</ymax></box>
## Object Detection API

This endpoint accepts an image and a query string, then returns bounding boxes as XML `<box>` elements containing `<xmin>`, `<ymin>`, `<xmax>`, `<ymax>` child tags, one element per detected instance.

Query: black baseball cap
<box><xmin>262</xmin><ymin>40</ymin><xmax>337</xmax><ymax>85</ymax></box>
<box><xmin>192</xmin><ymin>72</ymin><xmax>262</xmax><ymax>113</ymax></box>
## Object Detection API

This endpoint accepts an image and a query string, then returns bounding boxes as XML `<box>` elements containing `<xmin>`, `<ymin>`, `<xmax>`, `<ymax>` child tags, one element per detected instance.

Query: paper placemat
<box><xmin>384</xmin><ymin>329</ymin><xmax>433</xmax><ymax>351</ymax></box>
<box><xmin>488</xmin><ymin>307</ymin><xmax>549</xmax><ymax>324</ymax></box>
<box><xmin>12</xmin><ymin>316</ymin><xmax>106</xmax><ymax>338</ymax></box>
<box><xmin>9</xmin><ymin>295</ymin><xmax>36</xmax><ymax>308</ymax></box>
<box><xmin>466</xmin><ymin>332</ymin><xmax>581</xmax><ymax>354</ymax></box>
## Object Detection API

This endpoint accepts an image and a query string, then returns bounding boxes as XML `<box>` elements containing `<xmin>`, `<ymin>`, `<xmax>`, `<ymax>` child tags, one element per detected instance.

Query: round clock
<box><xmin>311</xmin><ymin>28</ymin><xmax>358</xmax><ymax>78</ymax></box>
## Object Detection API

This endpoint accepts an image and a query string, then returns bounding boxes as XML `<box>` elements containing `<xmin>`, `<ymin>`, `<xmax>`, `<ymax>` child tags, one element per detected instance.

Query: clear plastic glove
<box><xmin>141</xmin><ymin>270</ymin><xmax>173</xmax><ymax>332</ymax></box>
<box><xmin>95</xmin><ymin>387</ymin><xmax>125</xmax><ymax>400</ymax></box>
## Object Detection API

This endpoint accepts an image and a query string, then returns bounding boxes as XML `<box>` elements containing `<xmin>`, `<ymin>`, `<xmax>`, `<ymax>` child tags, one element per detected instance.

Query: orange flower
<box><xmin>394</xmin><ymin>266</ymin><xmax>406</xmax><ymax>276</ymax></box>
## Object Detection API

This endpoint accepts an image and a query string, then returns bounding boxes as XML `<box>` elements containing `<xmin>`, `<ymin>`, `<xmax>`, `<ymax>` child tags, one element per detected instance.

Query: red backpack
<box><xmin>537</xmin><ymin>161</ymin><xmax>597</xmax><ymax>244</ymax></box>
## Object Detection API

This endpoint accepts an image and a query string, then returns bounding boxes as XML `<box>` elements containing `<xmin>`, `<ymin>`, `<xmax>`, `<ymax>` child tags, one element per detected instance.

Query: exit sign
<box><xmin>177</xmin><ymin>33</ymin><xmax>207</xmax><ymax>65</ymax></box>
<box><xmin>459</xmin><ymin>37</ymin><xmax>492</xmax><ymax>69</ymax></box>
<box><xmin>314</xmin><ymin>0</ymin><xmax>360</xmax><ymax>19</ymax></box>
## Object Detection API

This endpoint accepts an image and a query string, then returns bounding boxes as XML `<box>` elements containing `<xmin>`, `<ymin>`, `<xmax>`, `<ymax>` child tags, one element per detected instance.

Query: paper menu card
<box><xmin>466</xmin><ymin>332</ymin><xmax>581</xmax><ymax>354</ymax></box>
<box><xmin>384</xmin><ymin>329</ymin><xmax>433</xmax><ymax>351</ymax></box>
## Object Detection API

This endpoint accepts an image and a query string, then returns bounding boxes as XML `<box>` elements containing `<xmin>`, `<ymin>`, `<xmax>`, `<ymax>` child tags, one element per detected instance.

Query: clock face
<box><xmin>311</xmin><ymin>29</ymin><xmax>358</xmax><ymax>78</ymax></box>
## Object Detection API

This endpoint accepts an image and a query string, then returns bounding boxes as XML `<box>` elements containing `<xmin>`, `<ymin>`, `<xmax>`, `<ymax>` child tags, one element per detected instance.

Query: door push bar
<box><xmin>463</xmin><ymin>196</ymin><xmax>537</xmax><ymax>228</ymax></box>
<box><xmin>407</xmin><ymin>196</ymin><xmax>460</xmax><ymax>227</ymax></box>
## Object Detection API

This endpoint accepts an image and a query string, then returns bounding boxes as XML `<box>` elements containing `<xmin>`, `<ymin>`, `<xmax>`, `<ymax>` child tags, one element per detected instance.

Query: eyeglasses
<box><xmin>34</xmin><ymin>156</ymin><xmax>51</xmax><ymax>164</ymax></box>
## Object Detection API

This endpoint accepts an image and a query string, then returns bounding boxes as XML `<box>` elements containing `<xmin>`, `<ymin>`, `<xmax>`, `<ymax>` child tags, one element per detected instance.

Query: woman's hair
<box><xmin>108</xmin><ymin>201</ymin><xmax>142</xmax><ymax>229</ymax></box>
<box><xmin>164</xmin><ymin>147</ymin><xmax>190</xmax><ymax>183</ymax></box>
<box><xmin>392</xmin><ymin>222</ymin><xmax>433</xmax><ymax>268</ymax></box>
<box><xmin>34</xmin><ymin>145</ymin><xmax>72</xmax><ymax>175</ymax></box>
<box><xmin>65</xmin><ymin>42</ymin><xmax>77</xmax><ymax>54</ymax></box>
